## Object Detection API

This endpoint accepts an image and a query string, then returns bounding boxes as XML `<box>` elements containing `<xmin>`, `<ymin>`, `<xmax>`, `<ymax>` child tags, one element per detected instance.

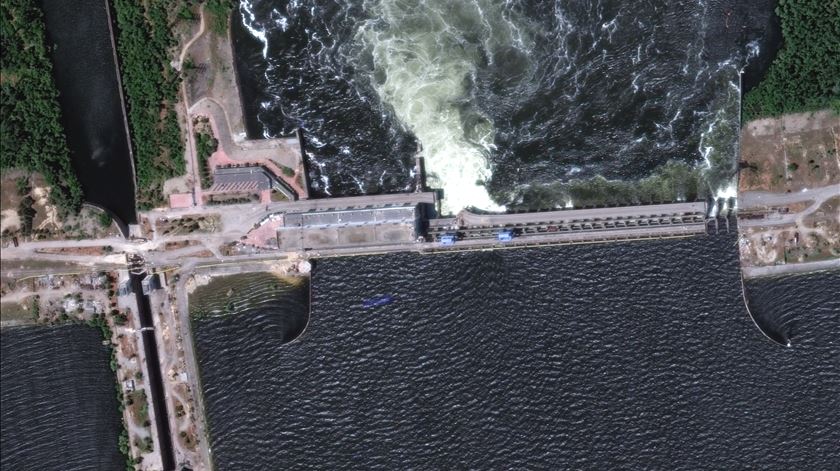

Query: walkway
<box><xmin>739</xmin><ymin>183</ymin><xmax>839</xmax><ymax>211</ymax></box>
<box><xmin>459</xmin><ymin>202</ymin><xmax>707</xmax><ymax>227</ymax></box>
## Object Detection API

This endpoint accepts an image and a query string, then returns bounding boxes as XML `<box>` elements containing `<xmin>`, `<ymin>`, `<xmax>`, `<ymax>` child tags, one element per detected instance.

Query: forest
<box><xmin>1</xmin><ymin>0</ymin><xmax>83</xmax><ymax>214</ymax></box>
<box><xmin>111</xmin><ymin>0</ymin><xmax>185</xmax><ymax>209</ymax></box>
<box><xmin>742</xmin><ymin>0</ymin><xmax>840</xmax><ymax>120</ymax></box>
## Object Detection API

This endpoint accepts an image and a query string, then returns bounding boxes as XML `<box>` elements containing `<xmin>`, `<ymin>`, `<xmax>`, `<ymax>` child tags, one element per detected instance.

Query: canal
<box><xmin>130</xmin><ymin>273</ymin><xmax>176</xmax><ymax>470</ymax></box>
<box><xmin>38</xmin><ymin>0</ymin><xmax>137</xmax><ymax>225</ymax></box>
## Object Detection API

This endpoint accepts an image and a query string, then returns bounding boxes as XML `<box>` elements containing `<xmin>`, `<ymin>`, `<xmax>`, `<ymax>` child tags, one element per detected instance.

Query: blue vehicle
<box><xmin>497</xmin><ymin>230</ymin><xmax>514</xmax><ymax>242</ymax></box>
<box><xmin>363</xmin><ymin>295</ymin><xmax>394</xmax><ymax>308</ymax></box>
<box><xmin>440</xmin><ymin>233</ymin><xmax>457</xmax><ymax>246</ymax></box>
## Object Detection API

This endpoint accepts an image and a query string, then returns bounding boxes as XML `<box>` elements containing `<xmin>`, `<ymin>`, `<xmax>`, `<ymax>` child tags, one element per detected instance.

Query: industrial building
<box><xmin>210</xmin><ymin>165</ymin><xmax>297</xmax><ymax>200</ymax></box>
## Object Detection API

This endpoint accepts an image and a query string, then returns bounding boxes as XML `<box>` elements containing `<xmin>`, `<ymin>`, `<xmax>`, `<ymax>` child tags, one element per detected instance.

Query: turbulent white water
<box><xmin>354</xmin><ymin>0</ymin><xmax>534</xmax><ymax>213</ymax></box>
<box><xmin>233</xmin><ymin>0</ymin><xmax>780</xmax><ymax>211</ymax></box>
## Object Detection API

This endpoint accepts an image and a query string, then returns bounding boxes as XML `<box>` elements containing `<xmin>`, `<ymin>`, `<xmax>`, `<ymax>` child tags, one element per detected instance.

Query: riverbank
<box><xmin>170</xmin><ymin>2</ymin><xmax>308</xmax><ymax>210</ymax></box>
<box><xmin>742</xmin><ymin>258</ymin><xmax>840</xmax><ymax>279</ymax></box>
<box><xmin>737</xmin><ymin>110</ymin><xmax>840</xmax><ymax>279</ymax></box>
<box><xmin>38</xmin><ymin>0</ymin><xmax>137</xmax><ymax>224</ymax></box>
<box><xmin>0</xmin><ymin>0</ymin><xmax>83</xmax><ymax>215</ymax></box>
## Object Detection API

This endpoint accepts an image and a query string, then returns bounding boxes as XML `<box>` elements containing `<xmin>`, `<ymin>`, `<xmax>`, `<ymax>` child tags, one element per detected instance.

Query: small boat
<box><xmin>363</xmin><ymin>295</ymin><xmax>394</xmax><ymax>308</ymax></box>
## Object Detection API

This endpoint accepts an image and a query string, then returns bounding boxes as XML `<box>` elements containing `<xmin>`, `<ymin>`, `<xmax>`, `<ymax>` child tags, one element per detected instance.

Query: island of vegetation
<box><xmin>742</xmin><ymin>0</ymin><xmax>840</xmax><ymax>120</ymax></box>
<box><xmin>111</xmin><ymin>0</ymin><xmax>186</xmax><ymax>210</ymax></box>
<box><xmin>0</xmin><ymin>0</ymin><xmax>83</xmax><ymax>214</ymax></box>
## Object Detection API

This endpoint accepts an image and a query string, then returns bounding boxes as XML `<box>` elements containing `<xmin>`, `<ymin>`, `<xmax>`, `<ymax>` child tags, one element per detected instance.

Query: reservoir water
<box><xmin>38</xmin><ymin>0</ymin><xmax>136</xmax><ymax>225</ymax></box>
<box><xmin>0</xmin><ymin>325</ymin><xmax>123</xmax><ymax>470</ymax></box>
<box><xmin>231</xmin><ymin>0</ymin><xmax>779</xmax><ymax>212</ymax></box>
<box><xmin>193</xmin><ymin>235</ymin><xmax>840</xmax><ymax>469</ymax></box>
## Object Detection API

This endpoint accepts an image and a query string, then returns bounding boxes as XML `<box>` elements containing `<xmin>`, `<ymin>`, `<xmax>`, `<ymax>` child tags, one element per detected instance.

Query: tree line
<box><xmin>1</xmin><ymin>0</ymin><xmax>83</xmax><ymax>214</ymax></box>
<box><xmin>743</xmin><ymin>0</ymin><xmax>840</xmax><ymax>120</ymax></box>
<box><xmin>111</xmin><ymin>0</ymin><xmax>185</xmax><ymax>209</ymax></box>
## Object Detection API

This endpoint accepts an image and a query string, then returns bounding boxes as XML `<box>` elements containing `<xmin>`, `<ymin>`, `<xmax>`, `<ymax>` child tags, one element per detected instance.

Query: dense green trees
<box><xmin>194</xmin><ymin>131</ymin><xmax>217</xmax><ymax>189</ymax></box>
<box><xmin>112</xmin><ymin>0</ymin><xmax>185</xmax><ymax>209</ymax></box>
<box><xmin>508</xmin><ymin>161</ymin><xmax>706</xmax><ymax>211</ymax></box>
<box><xmin>1</xmin><ymin>0</ymin><xmax>83</xmax><ymax>214</ymax></box>
<box><xmin>205</xmin><ymin>0</ymin><xmax>234</xmax><ymax>35</ymax></box>
<box><xmin>743</xmin><ymin>0</ymin><xmax>840</xmax><ymax>120</ymax></box>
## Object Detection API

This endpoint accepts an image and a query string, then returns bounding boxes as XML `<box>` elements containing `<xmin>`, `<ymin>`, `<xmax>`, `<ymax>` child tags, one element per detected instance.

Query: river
<box><xmin>38</xmin><ymin>0</ymin><xmax>136</xmax><ymax>225</ymax></box>
<box><xmin>0</xmin><ymin>324</ymin><xmax>123</xmax><ymax>470</ymax></box>
<box><xmin>231</xmin><ymin>0</ymin><xmax>780</xmax><ymax>212</ymax></box>
<box><xmin>193</xmin><ymin>235</ymin><xmax>840</xmax><ymax>469</ymax></box>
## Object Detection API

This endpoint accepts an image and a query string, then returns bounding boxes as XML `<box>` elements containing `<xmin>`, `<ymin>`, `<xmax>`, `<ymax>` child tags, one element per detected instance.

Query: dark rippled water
<box><xmin>193</xmin><ymin>236</ymin><xmax>840</xmax><ymax>469</ymax></box>
<box><xmin>38</xmin><ymin>0</ymin><xmax>136</xmax><ymax>225</ymax></box>
<box><xmin>232</xmin><ymin>0</ymin><xmax>778</xmax><ymax>210</ymax></box>
<box><xmin>0</xmin><ymin>325</ymin><xmax>123</xmax><ymax>470</ymax></box>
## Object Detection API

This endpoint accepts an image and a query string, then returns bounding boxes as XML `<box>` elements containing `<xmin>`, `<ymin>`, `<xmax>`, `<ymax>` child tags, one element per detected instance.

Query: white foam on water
<box><xmin>698</xmin><ymin>67</ymin><xmax>740</xmax><ymax>197</ymax></box>
<box><xmin>355</xmin><ymin>0</ymin><xmax>534</xmax><ymax>214</ymax></box>
<box><xmin>716</xmin><ymin>182</ymin><xmax>738</xmax><ymax>209</ymax></box>
<box><xmin>240</xmin><ymin>0</ymin><xmax>270</xmax><ymax>58</ymax></box>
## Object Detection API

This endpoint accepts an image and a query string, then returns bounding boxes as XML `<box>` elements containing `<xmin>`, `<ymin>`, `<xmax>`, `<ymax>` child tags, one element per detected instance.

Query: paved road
<box><xmin>306</xmin><ymin>222</ymin><xmax>708</xmax><ymax>259</ymax></box>
<box><xmin>739</xmin><ymin>183</ymin><xmax>839</xmax><ymax>208</ymax></box>
<box><xmin>190</xmin><ymin>97</ymin><xmax>302</xmax><ymax>170</ymax></box>
<box><xmin>738</xmin><ymin>183</ymin><xmax>839</xmax><ymax>228</ymax></box>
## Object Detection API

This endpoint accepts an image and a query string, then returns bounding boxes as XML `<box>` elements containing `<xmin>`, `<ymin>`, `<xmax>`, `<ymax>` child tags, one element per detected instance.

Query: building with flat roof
<box><xmin>210</xmin><ymin>165</ymin><xmax>297</xmax><ymax>200</ymax></box>
<box><xmin>276</xmin><ymin>205</ymin><xmax>421</xmax><ymax>251</ymax></box>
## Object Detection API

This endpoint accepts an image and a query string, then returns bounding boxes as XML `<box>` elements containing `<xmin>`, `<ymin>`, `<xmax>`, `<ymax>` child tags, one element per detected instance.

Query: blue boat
<box><xmin>363</xmin><ymin>295</ymin><xmax>394</xmax><ymax>308</ymax></box>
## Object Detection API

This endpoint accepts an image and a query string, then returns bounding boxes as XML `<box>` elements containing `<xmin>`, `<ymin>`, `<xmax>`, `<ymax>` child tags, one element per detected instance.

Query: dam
<box><xmin>244</xmin><ymin>186</ymin><xmax>731</xmax><ymax>258</ymax></box>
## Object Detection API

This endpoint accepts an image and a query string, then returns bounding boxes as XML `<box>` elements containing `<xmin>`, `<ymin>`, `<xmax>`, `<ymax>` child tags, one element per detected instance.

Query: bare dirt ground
<box><xmin>1</xmin><ymin>173</ymin><xmax>121</xmax><ymax>244</ymax></box>
<box><xmin>738</xmin><ymin>111</ymin><xmax>840</xmax><ymax>273</ymax></box>
<box><xmin>35</xmin><ymin>246</ymin><xmax>117</xmax><ymax>256</ymax></box>
<box><xmin>740</xmin><ymin>110</ymin><xmax>840</xmax><ymax>192</ymax></box>
<box><xmin>182</xmin><ymin>15</ymin><xmax>246</xmax><ymax>140</ymax></box>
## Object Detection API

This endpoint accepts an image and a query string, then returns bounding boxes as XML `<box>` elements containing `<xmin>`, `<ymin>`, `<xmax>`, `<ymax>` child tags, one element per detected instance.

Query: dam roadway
<box><xmin>2</xmin><ymin>197</ymin><xmax>714</xmax><ymax>269</ymax></box>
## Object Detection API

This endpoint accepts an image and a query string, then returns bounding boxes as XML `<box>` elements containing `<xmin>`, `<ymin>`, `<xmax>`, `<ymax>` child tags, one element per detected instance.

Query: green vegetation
<box><xmin>0</xmin><ymin>300</ymin><xmax>36</xmax><ymax>323</ymax></box>
<box><xmin>508</xmin><ymin>161</ymin><xmax>706</xmax><ymax>211</ymax></box>
<box><xmin>194</xmin><ymin>130</ymin><xmax>218</xmax><ymax>189</ymax></box>
<box><xmin>205</xmin><ymin>0</ymin><xmax>234</xmax><ymax>35</ymax></box>
<box><xmin>87</xmin><ymin>313</ymin><xmax>113</xmax><ymax>340</ymax></box>
<box><xmin>117</xmin><ymin>429</ymin><xmax>137</xmax><ymax>471</ymax></box>
<box><xmin>89</xmin><ymin>313</ymin><xmax>137</xmax><ymax>470</ymax></box>
<box><xmin>30</xmin><ymin>296</ymin><xmax>39</xmax><ymax>320</ymax></box>
<box><xmin>281</xmin><ymin>165</ymin><xmax>295</xmax><ymax>178</ymax></box>
<box><xmin>112</xmin><ymin>0</ymin><xmax>185</xmax><ymax>209</ymax></box>
<box><xmin>742</xmin><ymin>0</ymin><xmax>840</xmax><ymax>120</ymax></box>
<box><xmin>111</xmin><ymin>308</ymin><xmax>129</xmax><ymax>326</ymax></box>
<box><xmin>177</xmin><ymin>3</ymin><xmax>196</xmax><ymax>21</ymax></box>
<box><xmin>1</xmin><ymin>0</ymin><xmax>83</xmax><ymax>214</ymax></box>
<box><xmin>98</xmin><ymin>211</ymin><xmax>113</xmax><ymax>229</ymax></box>
<box><xmin>135</xmin><ymin>436</ymin><xmax>154</xmax><ymax>453</ymax></box>
<box><xmin>18</xmin><ymin>180</ymin><xmax>37</xmax><ymax>236</ymax></box>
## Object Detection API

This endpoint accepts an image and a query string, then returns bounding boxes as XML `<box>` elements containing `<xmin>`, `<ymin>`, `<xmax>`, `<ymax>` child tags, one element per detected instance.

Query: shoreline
<box><xmin>742</xmin><ymin>258</ymin><xmax>840</xmax><ymax>280</ymax></box>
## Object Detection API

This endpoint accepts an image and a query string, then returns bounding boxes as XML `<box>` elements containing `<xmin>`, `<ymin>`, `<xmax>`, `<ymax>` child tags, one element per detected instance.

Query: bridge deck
<box><xmin>458</xmin><ymin>201</ymin><xmax>707</xmax><ymax>227</ymax></box>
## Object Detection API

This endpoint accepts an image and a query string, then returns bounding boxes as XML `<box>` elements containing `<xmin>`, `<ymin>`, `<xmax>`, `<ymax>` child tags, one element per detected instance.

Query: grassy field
<box><xmin>0</xmin><ymin>299</ymin><xmax>36</xmax><ymax>324</ymax></box>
